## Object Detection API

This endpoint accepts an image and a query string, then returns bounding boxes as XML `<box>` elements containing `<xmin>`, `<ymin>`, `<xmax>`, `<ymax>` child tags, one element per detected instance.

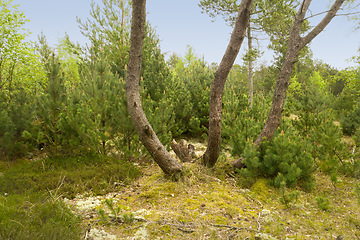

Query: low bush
<box><xmin>341</xmin><ymin>104</ymin><xmax>360</xmax><ymax>136</ymax></box>
<box><xmin>237</xmin><ymin>122</ymin><xmax>315</xmax><ymax>191</ymax></box>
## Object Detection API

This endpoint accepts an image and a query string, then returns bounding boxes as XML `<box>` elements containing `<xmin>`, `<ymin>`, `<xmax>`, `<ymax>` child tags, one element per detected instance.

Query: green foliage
<box><xmin>0</xmin><ymin>88</ymin><xmax>36</xmax><ymax>159</ymax></box>
<box><xmin>238</xmin><ymin>122</ymin><xmax>315</xmax><ymax>191</ymax></box>
<box><xmin>0</xmin><ymin>0</ymin><xmax>45</xmax><ymax>91</ymax></box>
<box><xmin>264</xmin><ymin>124</ymin><xmax>315</xmax><ymax>190</ymax></box>
<box><xmin>279</xmin><ymin>181</ymin><xmax>300</xmax><ymax>208</ymax></box>
<box><xmin>316</xmin><ymin>196</ymin><xmax>331</xmax><ymax>211</ymax></box>
<box><xmin>36</xmin><ymin>50</ymin><xmax>67</xmax><ymax>153</ymax></box>
<box><xmin>0</xmin><ymin>193</ymin><xmax>82</xmax><ymax>240</ymax></box>
<box><xmin>284</xmin><ymin>67</ymin><xmax>350</xmax><ymax>183</ymax></box>
<box><xmin>332</xmin><ymin>69</ymin><xmax>359</xmax><ymax>118</ymax></box>
<box><xmin>77</xmin><ymin>0</ymin><xmax>131</xmax><ymax>78</ymax></box>
<box><xmin>355</xmin><ymin>183</ymin><xmax>360</xmax><ymax>205</ymax></box>
<box><xmin>98</xmin><ymin>199</ymin><xmax>135</xmax><ymax>224</ymax></box>
<box><xmin>355</xmin><ymin>128</ymin><xmax>360</xmax><ymax>147</ymax></box>
<box><xmin>0</xmin><ymin>0</ymin><xmax>46</xmax><ymax>159</ymax></box>
<box><xmin>222</xmin><ymin>70</ymin><xmax>271</xmax><ymax>155</ymax></box>
<box><xmin>292</xmin><ymin>101</ymin><xmax>348</xmax><ymax>179</ymax></box>
<box><xmin>235</xmin><ymin>141</ymin><xmax>261</xmax><ymax>188</ymax></box>
<box><xmin>168</xmin><ymin>46</ymin><xmax>214</xmax><ymax>136</ymax></box>
<box><xmin>341</xmin><ymin>103</ymin><xmax>360</xmax><ymax>136</ymax></box>
<box><xmin>0</xmin><ymin>156</ymin><xmax>141</xmax><ymax>198</ymax></box>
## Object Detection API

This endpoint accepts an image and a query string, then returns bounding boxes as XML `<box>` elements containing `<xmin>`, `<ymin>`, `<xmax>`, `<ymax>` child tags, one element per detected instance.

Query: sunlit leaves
<box><xmin>0</xmin><ymin>0</ymin><xmax>45</xmax><ymax>93</ymax></box>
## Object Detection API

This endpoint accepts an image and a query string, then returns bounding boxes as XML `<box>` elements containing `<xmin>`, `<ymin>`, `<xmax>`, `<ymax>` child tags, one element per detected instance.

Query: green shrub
<box><xmin>341</xmin><ymin>103</ymin><xmax>360</xmax><ymax>136</ymax></box>
<box><xmin>279</xmin><ymin>181</ymin><xmax>300</xmax><ymax>208</ymax></box>
<box><xmin>0</xmin><ymin>194</ymin><xmax>82</xmax><ymax>240</ymax></box>
<box><xmin>292</xmin><ymin>95</ymin><xmax>350</xmax><ymax>182</ymax></box>
<box><xmin>263</xmin><ymin>124</ymin><xmax>315</xmax><ymax>190</ymax></box>
<box><xmin>168</xmin><ymin>46</ymin><xmax>213</xmax><ymax>136</ymax></box>
<box><xmin>238</xmin><ymin>122</ymin><xmax>315</xmax><ymax>190</ymax></box>
<box><xmin>235</xmin><ymin>141</ymin><xmax>261</xmax><ymax>188</ymax></box>
<box><xmin>355</xmin><ymin>128</ymin><xmax>360</xmax><ymax>147</ymax></box>
<box><xmin>223</xmin><ymin>89</ymin><xmax>270</xmax><ymax>156</ymax></box>
<box><xmin>0</xmin><ymin>89</ymin><xmax>36</xmax><ymax>160</ymax></box>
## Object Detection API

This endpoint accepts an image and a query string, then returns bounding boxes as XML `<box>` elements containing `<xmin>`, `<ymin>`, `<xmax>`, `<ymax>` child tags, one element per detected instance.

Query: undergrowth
<box><xmin>0</xmin><ymin>193</ymin><xmax>82</xmax><ymax>240</ymax></box>
<box><xmin>0</xmin><ymin>155</ymin><xmax>141</xmax><ymax>198</ymax></box>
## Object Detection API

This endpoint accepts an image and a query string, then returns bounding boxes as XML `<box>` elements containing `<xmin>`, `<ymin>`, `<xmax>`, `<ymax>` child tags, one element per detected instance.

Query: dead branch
<box><xmin>171</xmin><ymin>139</ymin><xmax>194</xmax><ymax>163</ymax></box>
<box><xmin>209</xmin><ymin>223</ymin><xmax>260</xmax><ymax>233</ymax></box>
<box><xmin>332</xmin><ymin>148</ymin><xmax>344</xmax><ymax>164</ymax></box>
<box><xmin>256</xmin><ymin>212</ymin><xmax>262</xmax><ymax>232</ymax></box>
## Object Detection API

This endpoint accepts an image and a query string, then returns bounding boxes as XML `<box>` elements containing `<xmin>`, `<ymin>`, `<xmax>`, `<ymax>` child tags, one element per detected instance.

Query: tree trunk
<box><xmin>234</xmin><ymin>0</ymin><xmax>346</xmax><ymax>169</ymax></box>
<box><xmin>203</xmin><ymin>0</ymin><xmax>254</xmax><ymax>168</ymax></box>
<box><xmin>247</xmin><ymin>25</ymin><xmax>254</xmax><ymax>108</ymax></box>
<box><xmin>254</xmin><ymin>0</ymin><xmax>345</xmax><ymax>146</ymax></box>
<box><xmin>126</xmin><ymin>0</ymin><xmax>182</xmax><ymax>175</ymax></box>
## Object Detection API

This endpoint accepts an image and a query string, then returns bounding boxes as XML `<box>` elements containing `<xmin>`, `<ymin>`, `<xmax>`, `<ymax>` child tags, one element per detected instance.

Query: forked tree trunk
<box><xmin>126</xmin><ymin>0</ymin><xmax>182</xmax><ymax>175</ymax></box>
<box><xmin>203</xmin><ymin>0</ymin><xmax>254</xmax><ymax>168</ymax></box>
<box><xmin>234</xmin><ymin>0</ymin><xmax>346</xmax><ymax>169</ymax></box>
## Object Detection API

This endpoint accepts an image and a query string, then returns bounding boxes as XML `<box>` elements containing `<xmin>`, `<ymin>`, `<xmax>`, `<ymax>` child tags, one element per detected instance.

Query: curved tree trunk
<box><xmin>254</xmin><ymin>0</ymin><xmax>345</xmax><ymax>146</ymax></box>
<box><xmin>203</xmin><ymin>0</ymin><xmax>254</xmax><ymax>168</ymax></box>
<box><xmin>126</xmin><ymin>0</ymin><xmax>182</xmax><ymax>175</ymax></box>
<box><xmin>234</xmin><ymin>0</ymin><xmax>346</xmax><ymax>169</ymax></box>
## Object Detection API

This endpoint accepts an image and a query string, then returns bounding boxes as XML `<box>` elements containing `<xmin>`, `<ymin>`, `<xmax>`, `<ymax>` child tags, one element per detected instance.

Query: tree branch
<box><xmin>305</xmin><ymin>9</ymin><xmax>359</xmax><ymax>20</ymax></box>
<box><xmin>305</xmin><ymin>10</ymin><xmax>333</xmax><ymax>20</ymax></box>
<box><xmin>301</xmin><ymin>0</ymin><xmax>346</xmax><ymax>47</ymax></box>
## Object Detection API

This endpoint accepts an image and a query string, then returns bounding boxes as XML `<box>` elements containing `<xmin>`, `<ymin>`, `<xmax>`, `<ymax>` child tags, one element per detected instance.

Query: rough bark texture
<box><xmin>234</xmin><ymin>0</ymin><xmax>346</xmax><ymax>169</ymax></box>
<box><xmin>203</xmin><ymin>0</ymin><xmax>254</xmax><ymax>168</ymax></box>
<box><xmin>126</xmin><ymin>0</ymin><xmax>182</xmax><ymax>175</ymax></box>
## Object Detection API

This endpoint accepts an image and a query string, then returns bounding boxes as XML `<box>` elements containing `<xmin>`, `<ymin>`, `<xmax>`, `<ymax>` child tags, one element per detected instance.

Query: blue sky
<box><xmin>13</xmin><ymin>0</ymin><xmax>360</xmax><ymax>70</ymax></box>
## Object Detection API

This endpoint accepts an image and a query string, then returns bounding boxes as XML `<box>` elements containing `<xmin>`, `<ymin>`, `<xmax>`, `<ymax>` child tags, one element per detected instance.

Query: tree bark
<box><xmin>126</xmin><ymin>0</ymin><xmax>182</xmax><ymax>175</ymax></box>
<box><xmin>234</xmin><ymin>0</ymin><xmax>346</xmax><ymax>170</ymax></box>
<box><xmin>253</xmin><ymin>0</ymin><xmax>345</xmax><ymax>147</ymax></box>
<box><xmin>203</xmin><ymin>0</ymin><xmax>254</xmax><ymax>168</ymax></box>
<box><xmin>247</xmin><ymin>25</ymin><xmax>254</xmax><ymax>108</ymax></box>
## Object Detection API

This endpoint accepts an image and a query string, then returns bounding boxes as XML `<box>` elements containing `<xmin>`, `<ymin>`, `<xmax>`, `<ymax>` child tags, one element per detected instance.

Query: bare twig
<box><xmin>332</xmin><ymin>148</ymin><xmax>344</xmax><ymax>164</ymax></box>
<box><xmin>305</xmin><ymin>10</ymin><xmax>331</xmax><ymax>20</ymax></box>
<box><xmin>256</xmin><ymin>212</ymin><xmax>262</xmax><ymax>232</ymax></box>
<box><xmin>335</xmin><ymin>11</ymin><xmax>360</xmax><ymax>17</ymax></box>
<box><xmin>210</xmin><ymin>223</ymin><xmax>260</xmax><ymax>233</ymax></box>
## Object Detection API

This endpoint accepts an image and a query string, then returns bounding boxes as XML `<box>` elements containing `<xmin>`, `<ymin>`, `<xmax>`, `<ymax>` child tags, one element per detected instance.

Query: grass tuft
<box><xmin>0</xmin><ymin>193</ymin><xmax>82</xmax><ymax>240</ymax></box>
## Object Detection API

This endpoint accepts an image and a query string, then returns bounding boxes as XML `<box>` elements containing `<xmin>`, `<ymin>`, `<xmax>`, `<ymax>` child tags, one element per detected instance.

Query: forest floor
<box><xmin>64</xmin><ymin>142</ymin><xmax>360</xmax><ymax>240</ymax></box>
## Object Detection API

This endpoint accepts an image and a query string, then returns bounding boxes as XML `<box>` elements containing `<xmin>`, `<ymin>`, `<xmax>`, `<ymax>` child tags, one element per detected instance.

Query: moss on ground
<box><xmin>1</xmin><ymin>152</ymin><xmax>360</xmax><ymax>239</ymax></box>
<box><xmin>75</xmin><ymin>158</ymin><xmax>360</xmax><ymax>239</ymax></box>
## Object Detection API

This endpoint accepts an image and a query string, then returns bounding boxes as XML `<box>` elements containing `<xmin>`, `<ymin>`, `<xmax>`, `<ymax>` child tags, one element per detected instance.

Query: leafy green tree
<box><xmin>36</xmin><ymin>49</ymin><xmax>66</xmax><ymax>154</ymax></box>
<box><xmin>169</xmin><ymin>46</ymin><xmax>214</xmax><ymax>136</ymax></box>
<box><xmin>0</xmin><ymin>0</ymin><xmax>46</xmax><ymax>159</ymax></box>
<box><xmin>77</xmin><ymin>0</ymin><xmax>131</xmax><ymax>78</ymax></box>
